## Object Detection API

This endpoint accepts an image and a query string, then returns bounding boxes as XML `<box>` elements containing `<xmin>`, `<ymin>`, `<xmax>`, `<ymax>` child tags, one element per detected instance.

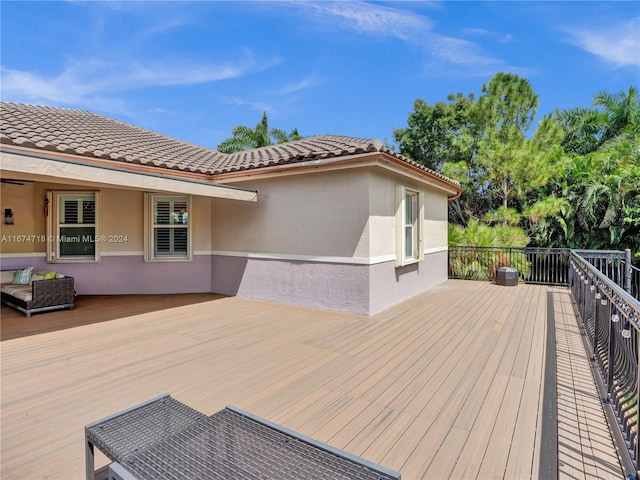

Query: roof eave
<box><xmin>0</xmin><ymin>146</ymin><xmax>257</xmax><ymax>202</ymax></box>
<box><xmin>210</xmin><ymin>151</ymin><xmax>463</xmax><ymax>199</ymax></box>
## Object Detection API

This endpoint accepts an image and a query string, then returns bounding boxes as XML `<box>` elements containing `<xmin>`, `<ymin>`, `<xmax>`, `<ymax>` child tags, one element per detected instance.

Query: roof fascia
<box><xmin>212</xmin><ymin>152</ymin><xmax>463</xmax><ymax>199</ymax></box>
<box><xmin>0</xmin><ymin>147</ymin><xmax>257</xmax><ymax>202</ymax></box>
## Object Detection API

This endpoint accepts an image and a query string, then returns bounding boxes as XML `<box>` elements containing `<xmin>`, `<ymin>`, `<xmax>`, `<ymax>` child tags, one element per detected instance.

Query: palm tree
<box><xmin>562</xmin><ymin>131</ymin><xmax>640</xmax><ymax>251</ymax></box>
<box><xmin>555</xmin><ymin>107</ymin><xmax>607</xmax><ymax>155</ymax></box>
<box><xmin>557</xmin><ymin>85</ymin><xmax>639</xmax><ymax>155</ymax></box>
<box><xmin>593</xmin><ymin>85</ymin><xmax>639</xmax><ymax>142</ymax></box>
<box><xmin>217</xmin><ymin>112</ymin><xmax>303</xmax><ymax>153</ymax></box>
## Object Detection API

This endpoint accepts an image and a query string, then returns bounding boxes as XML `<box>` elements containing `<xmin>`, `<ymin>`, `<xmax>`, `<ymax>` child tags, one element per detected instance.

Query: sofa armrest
<box><xmin>30</xmin><ymin>277</ymin><xmax>75</xmax><ymax>309</ymax></box>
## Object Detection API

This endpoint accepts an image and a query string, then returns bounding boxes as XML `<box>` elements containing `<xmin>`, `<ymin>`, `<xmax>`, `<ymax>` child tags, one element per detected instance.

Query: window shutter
<box><xmin>147</xmin><ymin>194</ymin><xmax>191</xmax><ymax>260</ymax></box>
<box><xmin>63</xmin><ymin>200</ymin><xmax>79</xmax><ymax>224</ymax></box>
<box><xmin>49</xmin><ymin>192</ymin><xmax>99</xmax><ymax>262</ymax></box>
<box><xmin>395</xmin><ymin>186</ymin><xmax>405</xmax><ymax>267</ymax></box>
<box><xmin>155</xmin><ymin>201</ymin><xmax>171</xmax><ymax>225</ymax></box>
<box><xmin>155</xmin><ymin>228</ymin><xmax>171</xmax><ymax>255</ymax></box>
<box><xmin>82</xmin><ymin>200</ymin><xmax>96</xmax><ymax>224</ymax></box>
<box><xmin>173</xmin><ymin>228</ymin><xmax>188</xmax><ymax>253</ymax></box>
<box><xmin>418</xmin><ymin>192</ymin><xmax>425</xmax><ymax>261</ymax></box>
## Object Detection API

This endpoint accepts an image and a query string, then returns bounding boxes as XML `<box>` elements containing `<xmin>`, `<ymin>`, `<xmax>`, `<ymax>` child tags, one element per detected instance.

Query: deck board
<box><xmin>553</xmin><ymin>288</ymin><xmax>623</xmax><ymax>480</ymax></box>
<box><xmin>0</xmin><ymin>281</ymin><xmax>624</xmax><ymax>479</ymax></box>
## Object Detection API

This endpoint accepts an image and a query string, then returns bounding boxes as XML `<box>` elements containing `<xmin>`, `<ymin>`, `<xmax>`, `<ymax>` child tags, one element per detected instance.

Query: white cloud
<box><xmin>564</xmin><ymin>17</ymin><xmax>640</xmax><ymax>68</ymax></box>
<box><xmin>303</xmin><ymin>1</ymin><xmax>432</xmax><ymax>41</ymax></box>
<box><xmin>463</xmin><ymin>28</ymin><xmax>514</xmax><ymax>44</ymax></box>
<box><xmin>137</xmin><ymin>15</ymin><xmax>194</xmax><ymax>39</ymax></box>
<box><xmin>284</xmin><ymin>1</ymin><xmax>521</xmax><ymax>77</ymax></box>
<box><xmin>220</xmin><ymin>96</ymin><xmax>276</xmax><ymax>115</ymax></box>
<box><xmin>147</xmin><ymin>107</ymin><xmax>183</xmax><ymax>115</ymax></box>
<box><xmin>0</xmin><ymin>53</ymin><xmax>281</xmax><ymax>109</ymax></box>
<box><xmin>279</xmin><ymin>76</ymin><xmax>321</xmax><ymax>96</ymax></box>
<box><xmin>1</xmin><ymin>68</ymin><xmax>76</xmax><ymax>104</ymax></box>
<box><xmin>431</xmin><ymin>36</ymin><xmax>502</xmax><ymax>68</ymax></box>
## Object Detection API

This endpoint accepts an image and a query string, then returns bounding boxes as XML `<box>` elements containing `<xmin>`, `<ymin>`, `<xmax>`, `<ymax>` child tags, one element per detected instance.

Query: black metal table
<box><xmin>85</xmin><ymin>394</ymin><xmax>401</xmax><ymax>480</ymax></box>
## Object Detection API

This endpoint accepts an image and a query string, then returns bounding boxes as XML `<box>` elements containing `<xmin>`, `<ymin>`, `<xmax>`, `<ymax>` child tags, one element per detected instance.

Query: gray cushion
<box><xmin>1</xmin><ymin>284</ymin><xmax>32</xmax><ymax>302</ymax></box>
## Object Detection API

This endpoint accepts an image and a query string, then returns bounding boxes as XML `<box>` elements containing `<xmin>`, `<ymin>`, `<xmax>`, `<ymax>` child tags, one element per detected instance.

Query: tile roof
<box><xmin>0</xmin><ymin>102</ymin><xmax>460</xmax><ymax>188</ymax></box>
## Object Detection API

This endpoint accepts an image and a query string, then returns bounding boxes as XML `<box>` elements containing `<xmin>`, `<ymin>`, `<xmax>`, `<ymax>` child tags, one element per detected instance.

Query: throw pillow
<box><xmin>12</xmin><ymin>267</ymin><xmax>33</xmax><ymax>285</ymax></box>
<box><xmin>43</xmin><ymin>271</ymin><xmax>57</xmax><ymax>280</ymax></box>
<box><xmin>30</xmin><ymin>273</ymin><xmax>45</xmax><ymax>283</ymax></box>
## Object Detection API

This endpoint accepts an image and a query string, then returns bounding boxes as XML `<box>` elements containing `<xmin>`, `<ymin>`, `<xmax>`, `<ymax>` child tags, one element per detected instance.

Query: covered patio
<box><xmin>0</xmin><ymin>280</ymin><xmax>623</xmax><ymax>479</ymax></box>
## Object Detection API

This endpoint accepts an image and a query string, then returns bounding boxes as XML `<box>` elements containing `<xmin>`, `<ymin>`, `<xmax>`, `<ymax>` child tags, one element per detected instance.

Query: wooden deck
<box><xmin>0</xmin><ymin>281</ymin><xmax>623</xmax><ymax>479</ymax></box>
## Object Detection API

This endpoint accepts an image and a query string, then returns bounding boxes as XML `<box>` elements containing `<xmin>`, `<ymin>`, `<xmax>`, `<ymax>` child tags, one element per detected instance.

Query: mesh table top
<box><xmin>86</xmin><ymin>395</ymin><xmax>208</xmax><ymax>463</ymax></box>
<box><xmin>86</xmin><ymin>396</ymin><xmax>400</xmax><ymax>480</ymax></box>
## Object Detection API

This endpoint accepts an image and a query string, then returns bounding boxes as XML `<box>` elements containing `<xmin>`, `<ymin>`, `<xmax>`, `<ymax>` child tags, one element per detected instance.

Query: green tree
<box><xmin>445</xmin><ymin>74</ymin><xmax>564</xmax><ymax>226</ymax></box>
<box><xmin>392</xmin><ymin>93</ymin><xmax>476</xmax><ymax>171</ymax></box>
<box><xmin>594</xmin><ymin>85</ymin><xmax>639</xmax><ymax>142</ymax></box>
<box><xmin>556</xmin><ymin>85</ymin><xmax>639</xmax><ymax>155</ymax></box>
<box><xmin>394</xmin><ymin>73</ymin><xmax>566</xmax><ymax>228</ymax></box>
<box><xmin>555</xmin><ymin>107</ymin><xmax>607</xmax><ymax>155</ymax></box>
<box><xmin>475</xmin><ymin>73</ymin><xmax>539</xmax><ymax>210</ymax></box>
<box><xmin>548</xmin><ymin>86</ymin><xmax>639</xmax><ymax>252</ymax></box>
<box><xmin>448</xmin><ymin>218</ymin><xmax>529</xmax><ymax>248</ymax></box>
<box><xmin>217</xmin><ymin>112</ymin><xmax>303</xmax><ymax>153</ymax></box>
<box><xmin>393</xmin><ymin>77</ymin><xmax>639</xmax><ymax>253</ymax></box>
<box><xmin>564</xmin><ymin>130</ymin><xmax>640</xmax><ymax>252</ymax></box>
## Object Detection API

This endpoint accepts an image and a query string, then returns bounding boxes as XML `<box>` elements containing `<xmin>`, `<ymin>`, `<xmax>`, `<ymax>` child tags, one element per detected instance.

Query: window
<box><xmin>145</xmin><ymin>194</ymin><xmax>191</xmax><ymax>261</ymax></box>
<box><xmin>395</xmin><ymin>186</ymin><xmax>424</xmax><ymax>267</ymax></box>
<box><xmin>47</xmin><ymin>191</ymin><xmax>100</xmax><ymax>262</ymax></box>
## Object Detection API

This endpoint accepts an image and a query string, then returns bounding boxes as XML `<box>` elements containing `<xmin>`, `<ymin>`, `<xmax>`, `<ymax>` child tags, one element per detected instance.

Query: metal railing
<box><xmin>448</xmin><ymin>247</ymin><xmax>638</xmax><ymax>300</ymax></box>
<box><xmin>570</xmin><ymin>251</ymin><xmax>640</xmax><ymax>478</ymax></box>
<box><xmin>448</xmin><ymin>247</ymin><xmax>571</xmax><ymax>285</ymax></box>
<box><xmin>623</xmin><ymin>249</ymin><xmax>640</xmax><ymax>301</ymax></box>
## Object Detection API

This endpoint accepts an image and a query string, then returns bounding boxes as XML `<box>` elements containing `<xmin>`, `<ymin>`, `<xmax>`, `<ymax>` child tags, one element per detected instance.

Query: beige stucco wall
<box><xmin>98</xmin><ymin>188</ymin><xmax>143</xmax><ymax>254</ymax></box>
<box><xmin>423</xmin><ymin>188</ymin><xmax>448</xmax><ymax>250</ymax></box>
<box><xmin>212</xmin><ymin>165</ymin><xmax>450</xmax><ymax>262</ymax></box>
<box><xmin>367</xmin><ymin>168</ymin><xmax>449</xmax><ymax>258</ymax></box>
<box><xmin>0</xmin><ymin>182</ymin><xmax>40</xmax><ymax>254</ymax></box>
<box><xmin>211</xmin><ymin>169</ymin><xmax>371</xmax><ymax>258</ymax></box>
<box><xmin>0</xmin><ymin>181</ymin><xmax>213</xmax><ymax>256</ymax></box>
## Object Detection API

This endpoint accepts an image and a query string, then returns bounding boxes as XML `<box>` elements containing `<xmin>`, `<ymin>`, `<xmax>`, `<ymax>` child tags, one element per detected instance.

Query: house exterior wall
<box><xmin>1</xmin><ymin>160</ymin><xmax>452</xmax><ymax>315</ymax></box>
<box><xmin>209</xmin><ymin>169</ymin><xmax>373</xmax><ymax>314</ymax></box>
<box><xmin>0</xmin><ymin>181</ymin><xmax>213</xmax><ymax>294</ymax></box>
<box><xmin>211</xmin><ymin>165</ymin><xmax>450</xmax><ymax>315</ymax></box>
<box><xmin>365</xmin><ymin>169</ymin><xmax>449</xmax><ymax>314</ymax></box>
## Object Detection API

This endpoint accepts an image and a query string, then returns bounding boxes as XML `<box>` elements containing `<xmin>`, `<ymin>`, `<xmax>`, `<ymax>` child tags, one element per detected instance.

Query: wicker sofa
<box><xmin>1</xmin><ymin>268</ymin><xmax>75</xmax><ymax>317</ymax></box>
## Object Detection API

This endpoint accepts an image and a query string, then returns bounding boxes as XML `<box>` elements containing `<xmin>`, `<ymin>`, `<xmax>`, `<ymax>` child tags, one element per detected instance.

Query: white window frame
<box><xmin>395</xmin><ymin>186</ymin><xmax>424</xmax><ymax>267</ymax></box>
<box><xmin>46</xmin><ymin>190</ymin><xmax>101</xmax><ymax>263</ymax></box>
<box><xmin>144</xmin><ymin>193</ymin><xmax>192</xmax><ymax>262</ymax></box>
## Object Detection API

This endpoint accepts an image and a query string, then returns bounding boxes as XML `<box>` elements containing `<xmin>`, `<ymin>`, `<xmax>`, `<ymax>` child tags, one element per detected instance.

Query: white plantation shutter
<box><xmin>62</xmin><ymin>200</ymin><xmax>79</xmax><ymax>224</ymax></box>
<box><xmin>395</xmin><ymin>186</ymin><xmax>424</xmax><ymax>267</ymax></box>
<box><xmin>48</xmin><ymin>192</ymin><xmax>100</xmax><ymax>261</ymax></box>
<box><xmin>146</xmin><ymin>195</ymin><xmax>191</xmax><ymax>260</ymax></box>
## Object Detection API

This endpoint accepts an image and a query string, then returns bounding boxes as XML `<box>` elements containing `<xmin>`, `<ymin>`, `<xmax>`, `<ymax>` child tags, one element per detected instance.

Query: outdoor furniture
<box><xmin>85</xmin><ymin>394</ymin><xmax>401</xmax><ymax>480</ymax></box>
<box><xmin>1</xmin><ymin>268</ymin><xmax>75</xmax><ymax>317</ymax></box>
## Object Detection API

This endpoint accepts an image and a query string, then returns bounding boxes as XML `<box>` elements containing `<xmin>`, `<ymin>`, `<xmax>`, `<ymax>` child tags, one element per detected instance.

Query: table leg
<box><xmin>85</xmin><ymin>439</ymin><xmax>95</xmax><ymax>480</ymax></box>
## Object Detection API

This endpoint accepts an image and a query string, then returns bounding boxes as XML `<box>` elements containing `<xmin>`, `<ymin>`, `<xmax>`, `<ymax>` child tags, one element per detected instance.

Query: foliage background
<box><xmin>393</xmin><ymin>74</ymin><xmax>639</xmax><ymax>257</ymax></box>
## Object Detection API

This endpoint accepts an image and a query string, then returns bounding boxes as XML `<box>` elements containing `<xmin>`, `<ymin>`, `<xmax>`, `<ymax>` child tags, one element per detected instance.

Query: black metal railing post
<box><xmin>626</xmin><ymin>249</ymin><xmax>633</xmax><ymax>295</ymax></box>
<box><xmin>593</xmin><ymin>284</ymin><xmax>601</xmax><ymax>367</ymax></box>
<box><xmin>607</xmin><ymin>300</ymin><xmax>615</xmax><ymax>393</ymax></box>
<box><xmin>636</xmin><ymin>341</ymin><xmax>640</xmax><ymax>473</ymax></box>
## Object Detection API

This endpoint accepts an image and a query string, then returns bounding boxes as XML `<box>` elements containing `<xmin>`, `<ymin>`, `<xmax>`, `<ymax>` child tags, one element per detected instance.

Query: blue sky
<box><xmin>2</xmin><ymin>1</ymin><xmax>639</xmax><ymax>150</ymax></box>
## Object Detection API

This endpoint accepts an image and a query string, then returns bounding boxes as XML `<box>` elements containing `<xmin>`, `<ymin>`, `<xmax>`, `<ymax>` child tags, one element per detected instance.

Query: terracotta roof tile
<box><xmin>0</xmin><ymin>102</ymin><xmax>460</xmax><ymax>189</ymax></box>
